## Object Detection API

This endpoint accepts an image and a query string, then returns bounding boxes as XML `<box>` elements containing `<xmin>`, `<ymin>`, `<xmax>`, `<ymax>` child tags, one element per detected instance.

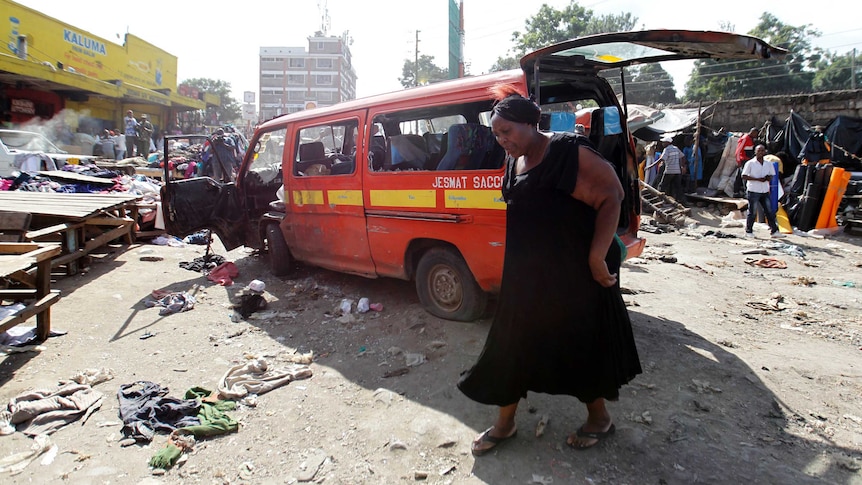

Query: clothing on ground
<box><xmin>117</xmin><ymin>381</ymin><xmax>201</xmax><ymax>442</ymax></box>
<box><xmin>4</xmin><ymin>382</ymin><xmax>103</xmax><ymax>436</ymax></box>
<box><xmin>217</xmin><ymin>358</ymin><xmax>313</xmax><ymax>400</ymax></box>
<box><xmin>457</xmin><ymin>133</ymin><xmax>642</xmax><ymax>406</ymax></box>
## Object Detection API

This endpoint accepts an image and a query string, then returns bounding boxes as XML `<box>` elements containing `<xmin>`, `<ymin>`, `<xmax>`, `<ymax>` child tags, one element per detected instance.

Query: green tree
<box><xmin>626</xmin><ymin>64</ymin><xmax>677</xmax><ymax>105</ymax></box>
<box><xmin>685</xmin><ymin>13</ymin><xmax>821</xmax><ymax>101</ymax></box>
<box><xmin>400</xmin><ymin>55</ymin><xmax>449</xmax><ymax>88</ymax></box>
<box><xmin>489</xmin><ymin>56</ymin><xmax>520</xmax><ymax>73</ymax></box>
<box><xmin>489</xmin><ymin>1</ymin><xmax>638</xmax><ymax>73</ymax></box>
<box><xmin>182</xmin><ymin>78</ymin><xmax>241</xmax><ymax>124</ymax></box>
<box><xmin>813</xmin><ymin>50</ymin><xmax>861</xmax><ymax>91</ymax></box>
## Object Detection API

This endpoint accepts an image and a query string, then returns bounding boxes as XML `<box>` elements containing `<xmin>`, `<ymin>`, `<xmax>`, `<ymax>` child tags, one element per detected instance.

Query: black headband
<box><xmin>492</xmin><ymin>94</ymin><xmax>541</xmax><ymax>125</ymax></box>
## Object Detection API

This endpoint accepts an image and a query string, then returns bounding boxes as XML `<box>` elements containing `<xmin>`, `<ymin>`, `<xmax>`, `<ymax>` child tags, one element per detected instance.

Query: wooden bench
<box><xmin>0</xmin><ymin>192</ymin><xmax>140</xmax><ymax>275</ymax></box>
<box><xmin>0</xmin><ymin>242</ymin><xmax>62</xmax><ymax>342</ymax></box>
<box><xmin>0</xmin><ymin>211</ymin><xmax>32</xmax><ymax>243</ymax></box>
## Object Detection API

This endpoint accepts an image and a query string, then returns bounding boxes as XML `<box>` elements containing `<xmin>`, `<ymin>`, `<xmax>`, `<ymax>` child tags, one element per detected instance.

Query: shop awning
<box><xmin>1</xmin><ymin>53</ymin><xmax>215</xmax><ymax>113</ymax></box>
<box><xmin>0</xmin><ymin>52</ymin><xmax>120</xmax><ymax>98</ymax></box>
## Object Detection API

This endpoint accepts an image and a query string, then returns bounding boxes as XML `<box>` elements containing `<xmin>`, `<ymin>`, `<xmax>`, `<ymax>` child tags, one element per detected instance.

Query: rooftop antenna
<box><xmin>317</xmin><ymin>0</ymin><xmax>330</xmax><ymax>35</ymax></box>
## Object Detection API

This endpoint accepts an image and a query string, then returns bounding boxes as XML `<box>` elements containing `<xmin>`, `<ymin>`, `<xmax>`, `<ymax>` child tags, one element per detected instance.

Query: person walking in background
<box><xmin>683</xmin><ymin>135</ymin><xmax>703</xmax><ymax>190</ymax></box>
<box><xmin>458</xmin><ymin>84</ymin><xmax>641</xmax><ymax>456</ymax></box>
<box><xmin>113</xmin><ymin>128</ymin><xmax>126</xmax><ymax>160</ymax></box>
<box><xmin>657</xmin><ymin>135</ymin><xmax>687</xmax><ymax>204</ymax></box>
<box><xmin>742</xmin><ymin>144</ymin><xmax>784</xmax><ymax>239</ymax></box>
<box><xmin>136</xmin><ymin>114</ymin><xmax>154</xmax><ymax>158</ymax></box>
<box><xmin>643</xmin><ymin>141</ymin><xmax>661</xmax><ymax>187</ymax></box>
<box><xmin>124</xmin><ymin>110</ymin><xmax>138</xmax><ymax>157</ymax></box>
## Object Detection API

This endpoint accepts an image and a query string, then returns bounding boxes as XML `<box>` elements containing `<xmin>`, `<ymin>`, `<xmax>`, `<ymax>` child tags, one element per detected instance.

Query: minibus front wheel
<box><xmin>266</xmin><ymin>223</ymin><xmax>293</xmax><ymax>276</ymax></box>
<box><xmin>415</xmin><ymin>247</ymin><xmax>487</xmax><ymax>322</ymax></box>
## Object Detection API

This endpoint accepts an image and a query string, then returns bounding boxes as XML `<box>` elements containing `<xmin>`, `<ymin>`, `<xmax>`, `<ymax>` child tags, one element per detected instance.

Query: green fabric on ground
<box><xmin>180</xmin><ymin>386</ymin><xmax>238</xmax><ymax>438</ymax></box>
<box><xmin>149</xmin><ymin>443</ymin><xmax>182</xmax><ymax>469</ymax></box>
<box><xmin>148</xmin><ymin>386</ymin><xmax>240</xmax><ymax>469</ymax></box>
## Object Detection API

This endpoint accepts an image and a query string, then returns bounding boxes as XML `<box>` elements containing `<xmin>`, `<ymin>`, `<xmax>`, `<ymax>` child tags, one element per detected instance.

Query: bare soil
<box><xmin>2</xmin><ymin>207</ymin><xmax>862</xmax><ymax>484</ymax></box>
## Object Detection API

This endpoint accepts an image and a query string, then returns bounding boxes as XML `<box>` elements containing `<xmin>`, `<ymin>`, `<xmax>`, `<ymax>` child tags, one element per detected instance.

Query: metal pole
<box><xmin>415</xmin><ymin>30</ymin><xmax>420</xmax><ymax>87</ymax></box>
<box><xmin>852</xmin><ymin>48</ymin><xmax>857</xmax><ymax>90</ymax></box>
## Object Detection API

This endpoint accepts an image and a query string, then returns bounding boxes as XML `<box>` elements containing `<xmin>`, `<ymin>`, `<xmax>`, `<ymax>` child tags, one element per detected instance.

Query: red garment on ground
<box><xmin>207</xmin><ymin>262</ymin><xmax>239</xmax><ymax>286</ymax></box>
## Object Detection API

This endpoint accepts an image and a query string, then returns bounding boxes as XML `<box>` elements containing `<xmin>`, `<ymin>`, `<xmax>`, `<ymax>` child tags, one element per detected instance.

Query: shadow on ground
<box><xmin>228</xmin><ymin>252</ymin><xmax>858</xmax><ymax>484</ymax></box>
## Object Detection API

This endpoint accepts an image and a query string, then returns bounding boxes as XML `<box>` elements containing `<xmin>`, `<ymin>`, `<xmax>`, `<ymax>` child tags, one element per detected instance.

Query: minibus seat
<box><xmin>369</xmin><ymin>136</ymin><xmax>388</xmax><ymax>171</ymax></box>
<box><xmin>423</xmin><ymin>132</ymin><xmax>447</xmax><ymax>170</ymax></box>
<box><xmin>389</xmin><ymin>134</ymin><xmax>428</xmax><ymax>171</ymax></box>
<box><xmin>436</xmin><ymin>123</ymin><xmax>495</xmax><ymax>171</ymax></box>
<box><xmin>588</xmin><ymin>109</ymin><xmax>604</xmax><ymax>148</ymax></box>
<box><xmin>424</xmin><ymin>132</ymin><xmax>445</xmax><ymax>154</ymax></box>
<box><xmin>330</xmin><ymin>159</ymin><xmax>355</xmax><ymax>175</ymax></box>
<box><xmin>296</xmin><ymin>141</ymin><xmax>330</xmax><ymax>175</ymax></box>
<box><xmin>480</xmin><ymin>140</ymin><xmax>507</xmax><ymax>170</ymax></box>
<box><xmin>299</xmin><ymin>141</ymin><xmax>326</xmax><ymax>161</ymax></box>
<box><xmin>588</xmin><ymin>108</ymin><xmax>625</xmax><ymax>173</ymax></box>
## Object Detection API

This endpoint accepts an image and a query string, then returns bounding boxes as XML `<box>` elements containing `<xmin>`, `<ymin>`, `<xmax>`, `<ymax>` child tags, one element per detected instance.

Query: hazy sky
<box><xmin>14</xmin><ymin>0</ymin><xmax>862</xmax><ymax>104</ymax></box>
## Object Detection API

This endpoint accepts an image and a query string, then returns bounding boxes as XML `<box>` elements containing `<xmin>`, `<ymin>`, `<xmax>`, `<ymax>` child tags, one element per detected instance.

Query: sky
<box><xmin>14</xmin><ymin>0</ymin><xmax>862</xmax><ymax>106</ymax></box>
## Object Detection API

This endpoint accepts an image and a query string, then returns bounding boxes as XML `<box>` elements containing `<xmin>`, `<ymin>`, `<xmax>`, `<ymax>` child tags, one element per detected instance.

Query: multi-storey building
<box><xmin>259</xmin><ymin>32</ymin><xmax>357</xmax><ymax>122</ymax></box>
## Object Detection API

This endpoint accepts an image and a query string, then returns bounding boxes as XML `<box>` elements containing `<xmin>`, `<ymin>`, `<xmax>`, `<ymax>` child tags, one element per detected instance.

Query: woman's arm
<box><xmin>571</xmin><ymin>145</ymin><xmax>624</xmax><ymax>287</ymax></box>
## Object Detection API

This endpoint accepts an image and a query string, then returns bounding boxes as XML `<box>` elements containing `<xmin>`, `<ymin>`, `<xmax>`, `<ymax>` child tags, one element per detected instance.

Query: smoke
<box><xmin>8</xmin><ymin>108</ymin><xmax>108</xmax><ymax>149</ymax></box>
<box><xmin>13</xmin><ymin>108</ymin><xmax>92</xmax><ymax>136</ymax></box>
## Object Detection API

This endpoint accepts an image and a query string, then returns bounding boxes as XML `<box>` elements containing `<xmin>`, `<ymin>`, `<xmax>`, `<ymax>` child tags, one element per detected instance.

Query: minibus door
<box><xmin>282</xmin><ymin>114</ymin><xmax>375</xmax><ymax>277</ymax></box>
<box><xmin>160</xmin><ymin>135</ymin><xmax>248</xmax><ymax>250</ymax></box>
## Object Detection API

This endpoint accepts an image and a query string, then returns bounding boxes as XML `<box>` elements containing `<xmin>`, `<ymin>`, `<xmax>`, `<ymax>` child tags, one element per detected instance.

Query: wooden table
<box><xmin>0</xmin><ymin>242</ymin><xmax>62</xmax><ymax>341</ymax></box>
<box><xmin>0</xmin><ymin>192</ymin><xmax>141</xmax><ymax>274</ymax></box>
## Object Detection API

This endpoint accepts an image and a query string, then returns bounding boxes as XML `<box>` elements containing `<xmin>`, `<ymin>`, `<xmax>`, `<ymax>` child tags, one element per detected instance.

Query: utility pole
<box><xmin>852</xmin><ymin>48</ymin><xmax>857</xmax><ymax>90</ymax></box>
<box><xmin>414</xmin><ymin>30</ymin><xmax>421</xmax><ymax>87</ymax></box>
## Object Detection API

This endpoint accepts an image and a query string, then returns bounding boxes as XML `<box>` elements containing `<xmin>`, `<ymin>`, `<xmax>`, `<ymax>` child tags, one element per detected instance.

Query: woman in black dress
<box><xmin>458</xmin><ymin>84</ymin><xmax>641</xmax><ymax>455</ymax></box>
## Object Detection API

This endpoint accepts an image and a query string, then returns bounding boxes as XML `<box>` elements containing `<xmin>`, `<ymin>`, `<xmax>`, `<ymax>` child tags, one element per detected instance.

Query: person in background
<box><xmin>458</xmin><ymin>83</ymin><xmax>641</xmax><ymax>456</ymax></box>
<box><xmin>682</xmin><ymin>135</ymin><xmax>703</xmax><ymax>190</ymax></box>
<box><xmin>136</xmin><ymin>114</ymin><xmax>154</xmax><ymax>158</ymax></box>
<box><xmin>742</xmin><ymin>144</ymin><xmax>784</xmax><ymax>239</ymax></box>
<box><xmin>96</xmin><ymin>129</ymin><xmax>115</xmax><ymax>158</ymax></box>
<box><xmin>657</xmin><ymin>135</ymin><xmax>687</xmax><ymax>203</ymax></box>
<box><xmin>643</xmin><ymin>141</ymin><xmax>661</xmax><ymax>187</ymax></box>
<box><xmin>113</xmin><ymin>128</ymin><xmax>126</xmax><ymax>160</ymax></box>
<box><xmin>124</xmin><ymin>110</ymin><xmax>138</xmax><ymax>157</ymax></box>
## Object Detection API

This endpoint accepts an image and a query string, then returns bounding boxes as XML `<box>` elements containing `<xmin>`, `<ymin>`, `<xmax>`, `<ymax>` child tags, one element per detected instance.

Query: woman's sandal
<box><xmin>567</xmin><ymin>423</ymin><xmax>615</xmax><ymax>450</ymax></box>
<box><xmin>471</xmin><ymin>426</ymin><xmax>518</xmax><ymax>457</ymax></box>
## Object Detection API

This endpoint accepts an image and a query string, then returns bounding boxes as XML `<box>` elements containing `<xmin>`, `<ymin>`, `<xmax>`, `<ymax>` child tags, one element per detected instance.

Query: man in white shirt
<box><xmin>742</xmin><ymin>144</ymin><xmax>784</xmax><ymax>238</ymax></box>
<box><xmin>657</xmin><ymin>135</ymin><xmax>687</xmax><ymax>203</ymax></box>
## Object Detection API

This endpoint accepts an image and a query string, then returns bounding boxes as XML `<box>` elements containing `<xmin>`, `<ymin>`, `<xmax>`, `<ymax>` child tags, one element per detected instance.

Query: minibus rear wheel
<box><xmin>266</xmin><ymin>223</ymin><xmax>293</xmax><ymax>276</ymax></box>
<box><xmin>415</xmin><ymin>248</ymin><xmax>487</xmax><ymax>322</ymax></box>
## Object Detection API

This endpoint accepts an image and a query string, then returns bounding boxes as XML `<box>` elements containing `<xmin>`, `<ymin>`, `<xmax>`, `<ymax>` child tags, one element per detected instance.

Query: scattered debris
<box><xmin>297</xmin><ymin>450</ymin><xmax>327</xmax><ymax>482</ymax></box>
<box><xmin>535</xmin><ymin>414</ymin><xmax>549</xmax><ymax>438</ymax></box>
<box><xmin>792</xmin><ymin>276</ymin><xmax>817</xmax><ymax>286</ymax></box>
<box><xmin>744</xmin><ymin>257</ymin><xmax>787</xmax><ymax>268</ymax></box>
<box><xmin>439</xmin><ymin>464</ymin><xmax>456</xmax><ymax>476</ymax></box>
<box><xmin>405</xmin><ymin>352</ymin><xmax>426</xmax><ymax>367</ymax></box>
<box><xmin>691</xmin><ymin>379</ymin><xmax>722</xmax><ymax>393</ymax></box>
<box><xmin>382</xmin><ymin>368</ymin><xmax>410</xmax><ymax>378</ymax></box>
<box><xmin>388</xmin><ymin>440</ymin><xmax>408</xmax><ymax>451</ymax></box>
<box><xmin>629</xmin><ymin>411</ymin><xmax>653</xmax><ymax>425</ymax></box>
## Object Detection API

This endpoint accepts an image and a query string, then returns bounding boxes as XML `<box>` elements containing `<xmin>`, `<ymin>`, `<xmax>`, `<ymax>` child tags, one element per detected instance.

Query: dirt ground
<box><xmin>1</xmin><ymin>205</ymin><xmax>862</xmax><ymax>485</ymax></box>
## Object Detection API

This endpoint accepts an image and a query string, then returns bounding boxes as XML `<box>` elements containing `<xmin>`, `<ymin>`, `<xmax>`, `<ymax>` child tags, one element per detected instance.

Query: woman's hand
<box><xmin>589</xmin><ymin>258</ymin><xmax>618</xmax><ymax>288</ymax></box>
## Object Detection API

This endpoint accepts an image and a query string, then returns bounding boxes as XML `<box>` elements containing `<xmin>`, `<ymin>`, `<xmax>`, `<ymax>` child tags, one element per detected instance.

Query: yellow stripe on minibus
<box><xmin>444</xmin><ymin>190</ymin><xmax>506</xmax><ymax>210</ymax></box>
<box><xmin>369</xmin><ymin>190</ymin><xmax>437</xmax><ymax>208</ymax></box>
<box><xmin>292</xmin><ymin>190</ymin><xmax>325</xmax><ymax>206</ymax></box>
<box><xmin>327</xmin><ymin>190</ymin><xmax>363</xmax><ymax>206</ymax></box>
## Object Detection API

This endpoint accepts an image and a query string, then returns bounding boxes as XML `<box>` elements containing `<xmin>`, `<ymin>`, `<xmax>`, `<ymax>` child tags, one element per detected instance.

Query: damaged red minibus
<box><xmin>161</xmin><ymin>30</ymin><xmax>785</xmax><ymax>321</ymax></box>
